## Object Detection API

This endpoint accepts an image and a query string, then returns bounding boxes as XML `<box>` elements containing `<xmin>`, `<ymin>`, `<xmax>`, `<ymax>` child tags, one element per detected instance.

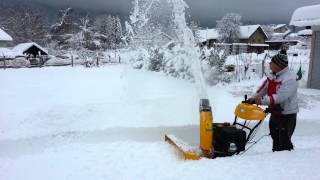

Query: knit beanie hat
<box><xmin>271</xmin><ymin>51</ymin><xmax>288</xmax><ymax>69</ymax></box>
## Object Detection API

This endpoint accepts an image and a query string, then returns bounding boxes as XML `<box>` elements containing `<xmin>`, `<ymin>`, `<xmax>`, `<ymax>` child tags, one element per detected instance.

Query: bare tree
<box><xmin>49</xmin><ymin>8</ymin><xmax>78</xmax><ymax>50</ymax></box>
<box><xmin>216</xmin><ymin>13</ymin><xmax>242</xmax><ymax>43</ymax></box>
<box><xmin>3</xmin><ymin>6</ymin><xmax>46</xmax><ymax>44</ymax></box>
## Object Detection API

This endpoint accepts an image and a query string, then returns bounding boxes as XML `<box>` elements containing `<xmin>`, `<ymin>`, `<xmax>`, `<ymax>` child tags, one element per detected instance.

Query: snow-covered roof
<box><xmin>199</xmin><ymin>25</ymin><xmax>267</xmax><ymax>42</ymax></box>
<box><xmin>198</xmin><ymin>29</ymin><xmax>219</xmax><ymax>42</ymax></box>
<box><xmin>265</xmin><ymin>39</ymin><xmax>301</xmax><ymax>43</ymax></box>
<box><xmin>297</xmin><ymin>29</ymin><xmax>313</xmax><ymax>36</ymax></box>
<box><xmin>238</xmin><ymin>25</ymin><xmax>265</xmax><ymax>39</ymax></box>
<box><xmin>0</xmin><ymin>28</ymin><xmax>13</xmax><ymax>41</ymax></box>
<box><xmin>272</xmin><ymin>24</ymin><xmax>287</xmax><ymax>30</ymax></box>
<box><xmin>12</xmin><ymin>42</ymin><xmax>48</xmax><ymax>55</ymax></box>
<box><xmin>249</xmin><ymin>43</ymin><xmax>269</xmax><ymax>47</ymax></box>
<box><xmin>290</xmin><ymin>4</ymin><xmax>320</xmax><ymax>27</ymax></box>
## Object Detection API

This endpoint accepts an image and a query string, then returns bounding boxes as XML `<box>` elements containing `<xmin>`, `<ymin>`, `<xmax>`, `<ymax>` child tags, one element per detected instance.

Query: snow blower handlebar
<box><xmin>241</xmin><ymin>94</ymin><xmax>271</xmax><ymax>114</ymax></box>
<box><xmin>242</xmin><ymin>94</ymin><xmax>258</xmax><ymax>105</ymax></box>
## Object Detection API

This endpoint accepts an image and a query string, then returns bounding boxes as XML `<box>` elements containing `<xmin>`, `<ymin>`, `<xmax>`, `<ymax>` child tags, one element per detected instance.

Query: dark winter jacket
<box><xmin>254</xmin><ymin>67</ymin><xmax>299</xmax><ymax>115</ymax></box>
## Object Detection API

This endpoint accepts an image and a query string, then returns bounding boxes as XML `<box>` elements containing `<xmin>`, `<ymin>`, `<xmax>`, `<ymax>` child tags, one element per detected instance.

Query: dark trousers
<box><xmin>269</xmin><ymin>113</ymin><xmax>296</xmax><ymax>151</ymax></box>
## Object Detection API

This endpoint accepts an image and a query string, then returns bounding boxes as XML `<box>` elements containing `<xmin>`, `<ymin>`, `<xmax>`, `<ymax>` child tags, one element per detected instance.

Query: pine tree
<box><xmin>93</xmin><ymin>15</ymin><xmax>123</xmax><ymax>50</ymax></box>
<box><xmin>148</xmin><ymin>48</ymin><xmax>164</xmax><ymax>71</ymax></box>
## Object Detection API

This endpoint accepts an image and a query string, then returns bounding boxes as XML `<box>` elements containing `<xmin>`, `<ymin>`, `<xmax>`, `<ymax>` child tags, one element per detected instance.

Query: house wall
<box><xmin>0</xmin><ymin>41</ymin><xmax>7</xmax><ymax>47</ymax></box>
<box><xmin>201</xmin><ymin>39</ymin><xmax>217</xmax><ymax>48</ymax></box>
<box><xmin>308</xmin><ymin>26</ymin><xmax>320</xmax><ymax>89</ymax></box>
<box><xmin>248</xmin><ymin>28</ymin><xmax>267</xmax><ymax>44</ymax></box>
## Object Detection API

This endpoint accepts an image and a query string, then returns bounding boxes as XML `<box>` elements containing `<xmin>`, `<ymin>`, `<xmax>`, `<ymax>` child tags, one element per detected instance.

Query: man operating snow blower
<box><xmin>248</xmin><ymin>50</ymin><xmax>299</xmax><ymax>152</ymax></box>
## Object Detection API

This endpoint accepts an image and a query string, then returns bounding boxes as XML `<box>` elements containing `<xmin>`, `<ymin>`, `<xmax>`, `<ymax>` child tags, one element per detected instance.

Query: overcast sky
<box><xmin>31</xmin><ymin>0</ymin><xmax>320</xmax><ymax>27</ymax></box>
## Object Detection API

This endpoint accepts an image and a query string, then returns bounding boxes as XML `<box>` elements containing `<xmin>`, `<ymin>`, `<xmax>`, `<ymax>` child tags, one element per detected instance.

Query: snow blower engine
<box><xmin>165</xmin><ymin>96</ymin><xmax>266</xmax><ymax>160</ymax></box>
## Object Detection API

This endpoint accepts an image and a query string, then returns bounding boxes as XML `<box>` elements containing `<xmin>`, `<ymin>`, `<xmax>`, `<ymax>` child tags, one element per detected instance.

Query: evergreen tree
<box><xmin>148</xmin><ymin>48</ymin><xmax>164</xmax><ymax>71</ymax></box>
<box><xmin>93</xmin><ymin>15</ymin><xmax>123</xmax><ymax>50</ymax></box>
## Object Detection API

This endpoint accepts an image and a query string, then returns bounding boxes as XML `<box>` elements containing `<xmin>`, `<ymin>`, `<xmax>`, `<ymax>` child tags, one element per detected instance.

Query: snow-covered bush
<box><xmin>129</xmin><ymin>47</ymin><xmax>149</xmax><ymax>69</ymax></box>
<box><xmin>162</xmin><ymin>45</ymin><xmax>194</xmax><ymax>80</ymax></box>
<box><xmin>148</xmin><ymin>48</ymin><xmax>165</xmax><ymax>72</ymax></box>
<box><xmin>201</xmin><ymin>47</ymin><xmax>229</xmax><ymax>85</ymax></box>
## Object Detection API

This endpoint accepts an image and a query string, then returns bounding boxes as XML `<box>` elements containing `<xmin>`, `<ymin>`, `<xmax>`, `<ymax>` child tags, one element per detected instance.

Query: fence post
<box><xmin>96</xmin><ymin>57</ymin><xmax>99</xmax><ymax>67</ymax></box>
<box><xmin>71</xmin><ymin>54</ymin><xmax>74</xmax><ymax>67</ymax></box>
<box><xmin>4</xmin><ymin>57</ymin><xmax>6</xmax><ymax>69</ymax></box>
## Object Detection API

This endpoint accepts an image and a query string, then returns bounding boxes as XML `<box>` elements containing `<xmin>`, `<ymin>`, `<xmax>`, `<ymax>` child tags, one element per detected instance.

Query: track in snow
<box><xmin>1</xmin><ymin>119</ymin><xmax>320</xmax><ymax>159</ymax></box>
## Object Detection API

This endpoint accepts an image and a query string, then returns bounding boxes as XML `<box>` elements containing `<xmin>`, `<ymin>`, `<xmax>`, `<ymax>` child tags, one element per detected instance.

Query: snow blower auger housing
<box><xmin>165</xmin><ymin>97</ymin><xmax>266</xmax><ymax>160</ymax></box>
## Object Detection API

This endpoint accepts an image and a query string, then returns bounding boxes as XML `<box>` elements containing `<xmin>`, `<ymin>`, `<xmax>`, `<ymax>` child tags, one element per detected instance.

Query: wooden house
<box><xmin>199</xmin><ymin>25</ymin><xmax>269</xmax><ymax>54</ymax></box>
<box><xmin>0</xmin><ymin>28</ymin><xmax>13</xmax><ymax>47</ymax></box>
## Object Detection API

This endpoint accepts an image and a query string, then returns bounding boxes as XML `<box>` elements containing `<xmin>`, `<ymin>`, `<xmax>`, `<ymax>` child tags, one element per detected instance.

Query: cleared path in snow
<box><xmin>1</xmin><ymin>66</ymin><xmax>320</xmax><ymax>180</ymax></box>
<box><xmin>1</xmin><ymin>118</ymin><xmax>320</xmax><ymax>158</ymax></box>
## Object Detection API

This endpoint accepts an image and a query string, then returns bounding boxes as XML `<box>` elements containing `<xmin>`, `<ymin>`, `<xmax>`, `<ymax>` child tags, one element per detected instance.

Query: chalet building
<box><xmin>290</xmin><ymin>4</ymin><xmax>320</xmax><ymax>89</ymax></box>
<box><xmin>0</xmin><ymin>28</ymin><xmax>13</xmax><ymax>47</ymax></box>
<box><xmin>199</xmin><ymin>25</ymin><xmax>269</xmax><ymax>54</ymax></box>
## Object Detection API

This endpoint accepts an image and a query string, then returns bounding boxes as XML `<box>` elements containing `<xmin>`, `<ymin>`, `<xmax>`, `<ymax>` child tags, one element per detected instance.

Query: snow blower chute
<box><xmin>165</xmin><ymin>96</ymin><xmax>267</xmax><ymax>160</ymax></box>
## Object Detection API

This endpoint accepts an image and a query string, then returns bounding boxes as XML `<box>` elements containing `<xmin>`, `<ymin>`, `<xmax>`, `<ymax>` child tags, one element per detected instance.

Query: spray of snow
<box><xmin>127</xmin><ymin>0</ymin><xmax>209</xmax><ymax>100</ymax></box>
<box><xmin>169</xmin><ymin>0</ymin><xmax>208</xmax><ymax>99</ymax></box>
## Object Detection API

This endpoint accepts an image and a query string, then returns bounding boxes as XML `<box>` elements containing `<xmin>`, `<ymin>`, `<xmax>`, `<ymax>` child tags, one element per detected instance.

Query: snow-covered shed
<box><xmin>0</xmin><ymin>28</ymin><xmax>13</xmax><ymax>47</ymax></box>
<box><xmin>290</xmin><ymin>4</ymin><xmax>320</xmax><ymax>89</ymax></box>
<box><xmin>12</xmin><ymin>42</ymin><xmax>48</xmax><ymax>57</ymax></box>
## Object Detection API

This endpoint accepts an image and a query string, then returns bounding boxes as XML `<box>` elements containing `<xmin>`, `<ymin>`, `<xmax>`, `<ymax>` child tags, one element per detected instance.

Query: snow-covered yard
<box><xmin>0</xmin><ymin>65</ymin><xmax>320</xmax><ymax>180</ymax></box>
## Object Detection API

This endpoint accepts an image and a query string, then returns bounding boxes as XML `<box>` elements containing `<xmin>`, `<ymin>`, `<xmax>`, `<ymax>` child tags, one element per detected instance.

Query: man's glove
<box><xmin>247</xmin><ymin>98</ymin><xmax>256</xmax><ymax>104</ymax></box>
<box><xmin>247</xmin><ymin>96</ymin><xmax>262</xmax><ymax>105</ymax></box>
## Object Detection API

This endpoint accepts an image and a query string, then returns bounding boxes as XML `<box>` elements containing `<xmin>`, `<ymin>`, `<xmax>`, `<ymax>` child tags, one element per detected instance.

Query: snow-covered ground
<box><xmin>0</xmin><ymin>65</ymin><xmax>320</xmax><ymax>180</ymax></box>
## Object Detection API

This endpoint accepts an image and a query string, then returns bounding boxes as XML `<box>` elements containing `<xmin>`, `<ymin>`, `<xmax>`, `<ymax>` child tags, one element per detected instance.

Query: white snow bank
<box><xmin>0</xmin><ymin>65</ymin><xmax>320</xmax><ymax>180</ymax></box>
<box><xmin>290</xmin><ymin>4</ymin><xmax>320</xmax><ymax>27</ymax></box>
<box><xmin>1</xmin><ymin>140</ymin><xmax>320</xmax><ymax>180</ymax></box>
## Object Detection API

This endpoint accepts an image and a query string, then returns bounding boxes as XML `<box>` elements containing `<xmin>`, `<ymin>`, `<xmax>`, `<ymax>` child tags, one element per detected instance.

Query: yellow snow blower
<box><xmin>165</xmin><ymin>96</ymin><xmax>267</xmax><ymax>160</ymax></box>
